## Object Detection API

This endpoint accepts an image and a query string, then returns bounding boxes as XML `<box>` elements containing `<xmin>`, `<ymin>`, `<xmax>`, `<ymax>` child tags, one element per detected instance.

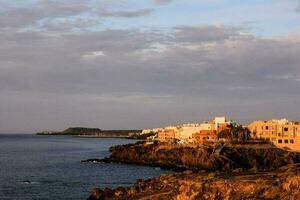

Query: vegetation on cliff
<box><xmin>217</xmin><ymin>124</ymin><xmax>251</xmax><ymax>142</ymax></box>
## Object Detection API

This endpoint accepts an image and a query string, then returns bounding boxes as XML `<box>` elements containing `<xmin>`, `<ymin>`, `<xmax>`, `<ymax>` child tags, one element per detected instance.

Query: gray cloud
<box><xmin>293</xmin><ymin>0</ymin><xmax>300</xmax><ymax>12</ymax></box>
<box><xmin>1</xmin><ymin>28</ymin><xmax>300</xmax><ymax>91</ymax></box>
<box><xmin>0</xmin><ymin>0</ymin><xmax>89</xmax><ymax>30</ymax></box>
<box><xmin>37</xmin><ymin>0</ymin><xmax>89</xmax><ymax>16</ymax></box>
<box><xmin>173</xmin><ymin>26</ymin><xmax>243</xmax><ymax>43</ymax></box>
<box><xmin>1</xmin><ymin>5</ymin><xmax>300</xmax><ymax>132</ymax></box>
<box><xmin>153</xmin><ymin>0</ymin><xmax>174</xmax><ymax>5</ymax></box>
<box><xmin>0</xmin><ymin>1</ymin><xmax>153</xmax><ymax>33</ymax></box>
<box><xmin>0</xmin><ymin>0</ymin><xmax>90</xmax><ymax>34</ymax></box>
<box><xmin>97</xmin><ymin>8</ymin><xmax>154</xmax><ymax>18</ymax></box>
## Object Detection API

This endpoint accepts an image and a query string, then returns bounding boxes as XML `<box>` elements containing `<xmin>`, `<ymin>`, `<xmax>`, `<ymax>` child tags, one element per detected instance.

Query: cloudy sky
<box><xmin>1</xmin><ymin>0</ymin><xmax>300</xmax><ymax>133</ymax></box>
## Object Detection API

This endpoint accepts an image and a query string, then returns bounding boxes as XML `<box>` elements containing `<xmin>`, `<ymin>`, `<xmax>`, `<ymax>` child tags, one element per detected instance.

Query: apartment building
<box><xmin>157</xmin><ymin>126</ymin><xmax>178</xmax><ymax>142</ymax></box>
<box><xmin>157</xmin><ymin>117</ymin><xmax>232</xmax><ymax>143</ymax></box>
<box><xmin>192</xmin><ymin>117</ymin><xmax>231</xmax><ymax>143</ymax></box>
<box><xmin>192</xmin><ymin>130</ymin><xmax>217</xmax><ymax>143</ymax></box>
<box><xmin>248</xmin><ymin>119</ymin><xmax>300</xmax><ymax>151</ymax></box>
<box><xmin>178</xmin><ymin>125</ymin><xmax>203</xmax><ymax>140</ymax></box>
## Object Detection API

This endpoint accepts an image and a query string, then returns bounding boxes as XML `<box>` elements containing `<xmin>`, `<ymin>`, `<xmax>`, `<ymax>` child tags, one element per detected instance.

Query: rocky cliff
<box><xmin>85</xmin><ymin>142</ymin><xmax>300</xmax><ymax>200</ymax></box>
<box><xmin>96</xmin><ymin>142</ymin><xmax>300</xmax><ymax>172</ymax></box>
<box><xmin>87</xmin><ymin>164</ymin><xmax>300</xmax><ymax>200</ymax></box>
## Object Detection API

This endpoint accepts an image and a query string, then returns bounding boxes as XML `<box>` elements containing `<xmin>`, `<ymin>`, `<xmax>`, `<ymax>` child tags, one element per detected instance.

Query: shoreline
<box><xmin>85</xmin><ymin>141</ymin><xmax>300</xmax><ymax>199</ymax></box>
<box><xmin>87</xmin><ymin>164</ymin><xmax>300</xmax><ymax>200</ymax></box>
<box><xmin>38</xmin><ymin>134</ymin><xmax>148</xmax><ymax>140</ymax></box>
<box><xmin>74</xmin><ymin>135</ymin><xmax>132</xmax><ymax>139</ymax></box>
<box><xmin>86</xmin><ymin>142</ymin><xmax>300</xmax><ymax>172</ymax></box>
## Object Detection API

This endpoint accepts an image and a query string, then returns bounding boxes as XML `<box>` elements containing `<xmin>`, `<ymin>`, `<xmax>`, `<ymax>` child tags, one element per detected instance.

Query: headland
<box><xmin>36</xmin><ymin>127</ymin><xmax>152</xmax><ymax>139</ymax></box>
<box><xmin>84</xmin><ymin>141</ymin><xmax>300</xmax><ymax>200</ymax></box>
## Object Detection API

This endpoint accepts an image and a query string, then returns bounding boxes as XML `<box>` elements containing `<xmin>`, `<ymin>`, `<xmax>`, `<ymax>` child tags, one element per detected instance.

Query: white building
<box><xmin>156</xmin><ymin>116</ymin><xmax>232</xmax><ymax>143</ymax></box>
<box><xmin>141</xmin><ymin>129</ymin><xmax>152</xmax><ymax>135</ymax></box>
<box><xmin>179</xmin><ymin>126</ymin><xmax>202</xmax><ymax>139</ymax></box>
<box><xmin>199</xmin><ymin>122</ymin><xmax>213</xmax><ymax>130</ymax></box>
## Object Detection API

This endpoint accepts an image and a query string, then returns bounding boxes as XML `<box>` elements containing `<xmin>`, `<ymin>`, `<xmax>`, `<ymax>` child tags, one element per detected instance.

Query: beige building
<box><xmin>157</xmin><ymin>126</ymin><xmax>179</xmax><ymax>142</ymax></box>
<box><xmin>142</xmin><ymin>128</ymin><xmax>164</xmax><ymax>135</ymax></box>
<box><xmin>141</xmin><ymin>129</ymin><xmax>152</xmax><ymax>134</ymax></box>
<box><xmin>248</xmin><ymin>119</ymin><xmax>300</xmax><ymax>151</ymax></box>
<box><xmin>179</xmin><ymin>126</ymin><xmax>202</xmax><ymax>140</ymax></box>
<box><xmin>192</xmin><ymin>117</ymin><xmax>231</xmax><ymax>144</ymax></box>
<box><xmin>157</xmin><ymin>116</ymin><xmax>232</xmax><ymax>143</ymax></box>
<box><xmin>199</xmin><ymin>122</ymin><xmax>214</xmax><ymax>131</ymax></box>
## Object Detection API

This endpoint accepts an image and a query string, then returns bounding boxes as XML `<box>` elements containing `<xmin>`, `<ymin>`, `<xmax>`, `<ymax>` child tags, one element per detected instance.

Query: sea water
<box><xmin>0</xmin><ymin>134</ymin><xmax>170</xmax><ymax>200</ymax></box>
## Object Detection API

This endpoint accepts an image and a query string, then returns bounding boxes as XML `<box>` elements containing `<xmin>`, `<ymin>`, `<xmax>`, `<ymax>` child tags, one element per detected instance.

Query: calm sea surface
<box><xmin>0</xmin><ymin>134</ymin><xmax>171</xmax><ymax>200</ymax></box>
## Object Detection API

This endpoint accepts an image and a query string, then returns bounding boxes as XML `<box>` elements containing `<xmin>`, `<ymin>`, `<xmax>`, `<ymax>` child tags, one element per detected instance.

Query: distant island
<box><xmin>37</xmin><ymin>127</ymin><xmax>103</xmax><ymax>135</ymax></box>
<box><xmin>36</xmin><ymin>127</ymin><xmax>154</xmax><ymax>139</ymax></box>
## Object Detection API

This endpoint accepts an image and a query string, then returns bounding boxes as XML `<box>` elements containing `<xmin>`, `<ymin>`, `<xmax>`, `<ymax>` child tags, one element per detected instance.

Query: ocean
<box><xmin>0</xmin><ymin>134</ymin><xmax>171</xmax><ymax>200</ymax></box>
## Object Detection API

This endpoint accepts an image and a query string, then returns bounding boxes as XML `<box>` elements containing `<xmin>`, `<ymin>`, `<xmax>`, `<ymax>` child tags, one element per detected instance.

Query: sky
<box><xmin>1</xmin><ymin>0</ymin><xmax>300</xmax><ymax>133</ymax></box>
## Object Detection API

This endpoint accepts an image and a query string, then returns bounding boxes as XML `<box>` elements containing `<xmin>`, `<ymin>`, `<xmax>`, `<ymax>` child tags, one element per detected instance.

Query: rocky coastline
<box><xmin>87</xmin><ymin>164</ymin><xmax>300</xmax><ymax>200</ymax></box>
<box><xmin>83</xmin><ymin>142</ymin><xmax>300</xmax><ymax>172</ymax></box>
<box><xmin>85</xmin><ymin>142</ymin><xmax>300</xmax><ymax>199</ymax></box>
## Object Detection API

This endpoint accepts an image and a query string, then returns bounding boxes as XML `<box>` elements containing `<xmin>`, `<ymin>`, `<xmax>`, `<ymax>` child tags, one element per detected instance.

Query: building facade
<box><xmin>179</xmin><ymin>126</ymin><xmax>203</xmax><ymax>140</ymax></box>
<box><xmin>192</xmin><ymin>117</ymin><xmax>231</xmax><ymax>144</ymax></box>
<box><xmin>157</xmin><ymin>126</ymin><xmax>178</xmax><ymax>142</ymax></box>
<box><xmin>157</xmin><ymin>116</ymin><xmax>232</xmax><ymax>143</ymax></box>
<box><xmin>248</xmin><ymin>119</ymin><xmax>300</xmax><ymax>151</ymax></box>
<box><xmin>192</xmin><ymin>130</ymin><xmax>217</xmax><ymax>143</ymax></box>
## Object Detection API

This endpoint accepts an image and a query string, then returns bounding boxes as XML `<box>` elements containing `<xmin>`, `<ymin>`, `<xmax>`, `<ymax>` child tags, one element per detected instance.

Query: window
<box><xmin>266</xmin><ymin>126</ymin><xmax>269</xmax><ymax>130</ymax></box>
<box><xmin>278</xmin><ymin>139</ymin><xmax>282</xmax><ymax>143</ymax></box>
<box><xmin>284</xmin><ymin>127</ymin><xmax>288</xmax><ymax>132</ymax></box>
<box><xmin>284</xmin><ymin>140</ymin><xmax>288</xmax><ymax>144</ymax></box>
<box><xmin>290</xmin><ymin>140</ymin><xmax>294</xmax><ymax>144</ymax></box>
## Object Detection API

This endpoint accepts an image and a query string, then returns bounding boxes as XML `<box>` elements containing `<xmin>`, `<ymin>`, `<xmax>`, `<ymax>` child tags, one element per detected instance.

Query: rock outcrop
<box><xmin>95</xmin><ymin>142</ymin><xmax>300</xmax><ymax>172</ymax></box>
<box><xmin>87</xmin><ymin>164</ymin><xmax>300</xmax><ymax>200</ymax></box>
<box><xmin>86</xmin><ymin>142</ymin><xmax>300</xmax><ymax>199</ymax></box>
